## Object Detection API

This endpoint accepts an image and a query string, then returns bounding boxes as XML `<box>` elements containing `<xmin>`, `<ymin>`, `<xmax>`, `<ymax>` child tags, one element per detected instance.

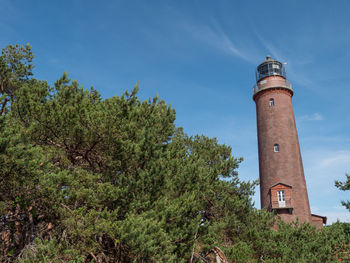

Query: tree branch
<box><xmin>0</xmin><ymin>98</ymin><xmax>8</xmax><ymax>116</ymax></box>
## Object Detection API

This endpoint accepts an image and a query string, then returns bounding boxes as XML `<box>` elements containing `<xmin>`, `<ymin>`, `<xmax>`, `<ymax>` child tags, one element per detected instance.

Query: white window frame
<box><xmin>269</xmin><ymin>98</ymin><xmax>274</xmax><ymax>106</ymax></box>
<box><xmin>277</xmin><ymin>190</ymin><xmax>286</xmax><ymax>207</ymax></box>
<box><xmin>274</xmin><ymin>144</ymin><xmax>279</xmax><ymax>152</ymax></box>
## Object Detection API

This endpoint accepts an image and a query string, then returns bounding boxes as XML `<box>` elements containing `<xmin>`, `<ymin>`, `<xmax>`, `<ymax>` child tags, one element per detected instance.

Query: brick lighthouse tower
<box><xmin>253</xmin><ymin>56</ymin><xmax>326</xmax><ymax>226</ymax></box>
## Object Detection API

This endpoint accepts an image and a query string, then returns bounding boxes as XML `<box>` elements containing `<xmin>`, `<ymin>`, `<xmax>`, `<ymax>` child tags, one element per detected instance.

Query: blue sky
<box><xmin>1</xmin><ymin>0</ymin><xmax>349</xmax><ymax>223</ymax></box>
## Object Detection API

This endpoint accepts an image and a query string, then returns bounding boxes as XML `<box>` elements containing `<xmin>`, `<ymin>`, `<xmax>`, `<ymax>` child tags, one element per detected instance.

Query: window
<box><xmin>277</xmin><ymin>190</ymin><xmax>286</xmax><ymax>207</ymax></box>
<box><xmin>277</xmin><ymin>190</ymin><xmax>285</xmax><ymax>202</ymax></box>
<box><xmin>269</xmin><ymin>98</ymin><xmax>274</xmax><ymax>106</ymax></box>
<box><xmin>274</xmin><ymin>144</ymin><xmax>279</xmax><ymax>152</ymax></box>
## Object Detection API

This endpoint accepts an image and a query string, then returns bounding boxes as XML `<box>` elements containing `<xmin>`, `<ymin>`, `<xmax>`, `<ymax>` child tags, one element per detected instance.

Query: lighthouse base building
<box><xmin>253</xmin><ymin>56</ymin><xmax>326</xmax><ymax>228</ymax></box>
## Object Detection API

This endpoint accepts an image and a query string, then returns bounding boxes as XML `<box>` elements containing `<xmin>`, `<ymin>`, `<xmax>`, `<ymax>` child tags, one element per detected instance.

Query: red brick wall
<box><xmin>254</xmin><ymin>76</ymin><xmax>312</xmax><ymax>224</ymax></box>
<box><xmin>311</xmin><ymin>215</ymin><xmax>324</xmax><ymax>228</ymax></box>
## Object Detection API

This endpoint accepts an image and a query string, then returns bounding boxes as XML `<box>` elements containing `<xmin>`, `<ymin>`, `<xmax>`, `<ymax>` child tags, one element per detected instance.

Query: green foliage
<box><xmin>262</xmin><ymin>221</ymin><xmax>347</xmax><ymax>262</ymax></box>
<box><xmin>335</xmin><ymin>173</ymin><xmax>350</xmax><ymax>211</ymax></box>
<box><xmin>0</xmin><ymin>44</ymin><xmax>33</xmax><ymax>116</ymax></box>
<box><xmin>0</xmin><ymin>44</ymin><xmax>348</xmax><ymax>262</ymax></box>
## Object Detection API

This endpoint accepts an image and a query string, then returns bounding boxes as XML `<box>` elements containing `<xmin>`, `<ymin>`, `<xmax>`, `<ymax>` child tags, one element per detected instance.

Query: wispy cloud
<box><xmin>304</xmin><ymin>150</ymin><xmax>350</xmax><ymax>181</ymax></box>
<box><xmin>318</xmin><ymin>151</ymin><xmax>350</xmax><ymax>169</ymax></box>
<box><xmin>253</xmin><ymin>31</ymin><xmax>315</xmax><ymax>87</ymax></box>
<box><xmin>303</xmin><ymin>148</ymin><xmax>350</xmax><ymax>223</ymax></box>
<box><xmin>323</xmin><ymin>211</ymin><xmax>349</xmax><ymax>224</ymax></box>
<box><xmin>298</xmin><ymin>113</ymin><xmax>324</xmax><ymax>121</ymax></box>
<box><xmin>49</xmin><ymin>58</ymin><xmax>60</xmax><ymax>65</ymax></box>
<box><xmin>46</xmin><ymin>58</ymin><xmax>67</xmax><ymax>72</ymax></box>
<box><xmin>182</xmin><ymin>22</ymin><xmax>256</xmax><ymax>63</ymax></box>
<box><xmin>254</xmin><ymin>34</ymin><xmax>285</xmax><ymax>62</ymax></box>
<box><xmin>310</xmin><ymin>206</ymin><xmax>320</xmax><ymax>213</ymax></box>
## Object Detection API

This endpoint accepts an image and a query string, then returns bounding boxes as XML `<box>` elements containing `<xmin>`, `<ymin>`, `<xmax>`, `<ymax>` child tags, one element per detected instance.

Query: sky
<box><xmin>1</xmin><ymin>0</ymin><xmax>349</xmax><ymax>224</ymax></box>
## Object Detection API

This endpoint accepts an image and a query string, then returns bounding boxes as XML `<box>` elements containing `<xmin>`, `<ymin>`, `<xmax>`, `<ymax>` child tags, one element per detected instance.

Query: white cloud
<box><xmin>253</xmin><ymin>32</ymin><xmax>315</xmax><ymax>87</ymax></box>
<box><xmin>324</xmin><ymin>211</ymin><xmax>350</xmax><ymax>224</ymax></box>
<box><xmin>304</xmin><ymin>150</ymin><xmax>350</xmax><ymax>185</ymax></box>
<box><xmin>182</xmin><ymin>22</ymin><xmax>255</xmax><ymax>63</ymax></box>
<box><xmin>310</xmin><ymin>206</ymin><xmax>320</xmax><ymax>213</ymax></box>
<box><xmin>303</xmin><ymin>149</ymin><xmax>350</xmax><ymax>223</ymax></box>
<box><xmin>319</xmin><ymin>151</ymin><xmax>350</xmax><ymax>169</ymax></box>
<box><xmin>49</xmin><ymin>58</ymin><xmax>60</xmax><ymax>65</ymax></box>
<box><xmin>298</xmin><ymin>113</ymin><xmax>324</xmax><ymax>121</ymax></box>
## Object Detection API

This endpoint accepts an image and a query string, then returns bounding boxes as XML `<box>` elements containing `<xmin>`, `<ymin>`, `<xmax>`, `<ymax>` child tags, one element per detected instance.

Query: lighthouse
<box><xmin>253</xmin><ymin>56</ymin><xmax>326</xmax><ymax>227</ymax></box>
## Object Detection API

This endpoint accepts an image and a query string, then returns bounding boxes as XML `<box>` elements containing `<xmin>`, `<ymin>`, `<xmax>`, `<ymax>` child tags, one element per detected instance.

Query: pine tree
<box><xmin>0</xmin><ymin>44</ymin><xmax>33</xmax><ymax>116</ymax></box>
<box><xmin>335</xmin><ymin>174</ymin><xmax>350</xmax><ymax>211</ymax></box>
<box><xmin>0</xmin><ymin>44</ymin><xmax>348</xmax><ymax>262</ymax></box>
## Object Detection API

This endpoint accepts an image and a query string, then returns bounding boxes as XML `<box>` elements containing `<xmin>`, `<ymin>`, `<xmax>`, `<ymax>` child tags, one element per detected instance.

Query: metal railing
<box><xmin>253</xmin><ymin>79</ymin><xmax>292</xmax><ymax>95</ymax></box>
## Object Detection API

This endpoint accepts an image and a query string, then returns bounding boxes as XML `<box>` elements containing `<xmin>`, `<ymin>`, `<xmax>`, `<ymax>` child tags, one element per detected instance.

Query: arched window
<box><xmin>274</xmin><ymin>144</ymin><xmax>280</xmax><ymax>152</ymax></box>
<box><xmin>269</xmin><ymin>98</ymin><xmax>274</xmax><ymax>106</ymax></box>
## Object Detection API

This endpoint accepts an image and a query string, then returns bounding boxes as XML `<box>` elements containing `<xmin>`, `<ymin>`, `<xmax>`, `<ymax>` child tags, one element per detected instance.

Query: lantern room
<box><xmin>256</xmin><ymin>55</ymin><xmax>286</xmax><ymax>82</ymax></box>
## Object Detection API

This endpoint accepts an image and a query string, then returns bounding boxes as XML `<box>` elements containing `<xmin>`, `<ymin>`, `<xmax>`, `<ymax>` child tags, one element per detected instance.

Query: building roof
<box><xmin>311</xmin><ymin>214</ymin><xmax>327</xmax><ymax>224</ymax></box>
<box><xmin>270</xmin><ymin>182</ymin><xmax>293</xmax><ymax>189</ymax></box>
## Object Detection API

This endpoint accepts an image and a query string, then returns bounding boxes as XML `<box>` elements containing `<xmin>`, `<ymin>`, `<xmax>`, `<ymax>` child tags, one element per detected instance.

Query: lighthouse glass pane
<box><xmin>257</xmin><ymin>61</ymin><xmax>286</xmax><ymax>81</ymax></box>
<box><xmin>274</xmin><ymin>144</ymin><xmax>279</xmax><ymax>152</ymax></box>
<box><xmin>272</xmin><ymin>63</ymin><xmax>281</xmax><ymax>75</ymax></box>
<box><xmin>261</xmin><ymin>65</ymin><xmax>268</xmax><ymax>74</ymax></box>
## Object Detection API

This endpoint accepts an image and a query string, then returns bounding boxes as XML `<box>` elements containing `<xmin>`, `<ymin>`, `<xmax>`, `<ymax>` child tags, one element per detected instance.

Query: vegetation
<box><xmin>335</xmin><ymin>174</ymin><xmax>350</xmax><ymax>211</ymax></box>
<box><xmin>0</xmin><ymin>44</ymin><xmax>349</xmax><ymax>262</ymax></box>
